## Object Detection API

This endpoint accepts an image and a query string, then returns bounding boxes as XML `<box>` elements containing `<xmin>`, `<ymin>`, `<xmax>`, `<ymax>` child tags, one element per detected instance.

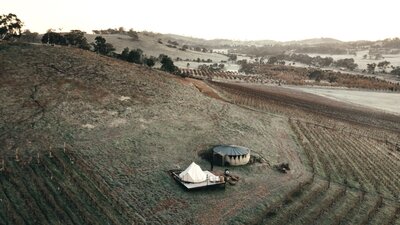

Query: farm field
<box><xmin>175</xmin><ymin>61</ymin><xmax>240</xmax><ymax>71</ymax></box>
<box><xmin>308</xmin><ymin>50</ymin><xmax>400</xmax><ymax>71</ymax></box>
<box><xmin>211</xmin><ymin>82</ymin><xmax>400</xmax><ymax>133</ymax></box>
<box><xmin>0</xmin><ymin>150</ymin><xmax>131</xmax><ymax>225</ymax></box>
<box><xmin>288</xmin><ymin>86</ymin><xmax>400</xmax><ymax>115</ymax></box>
<box><xmin>1</xmin><ymin>42</ymin><xmax>400</xmax><ymax>224</ymax></box>
<box><xmin>211</xmin><ymin>81</ymin><xmax>400</xmax><ymax>224</ymax></box>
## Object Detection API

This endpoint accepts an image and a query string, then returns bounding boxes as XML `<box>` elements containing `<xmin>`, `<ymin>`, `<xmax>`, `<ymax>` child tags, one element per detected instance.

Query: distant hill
<box><xmin>282</xmin><ymin>37</ymin><xmax>343</xmax><ymax>45</ymax></box>
<box><xmin>85</xmin><ymin>32</ymin><xmax>344</xmax><ymax>60</ymax></box>
<box><xmin>83</xmin><ymin>33</ymin><xmax>344</xmax><ymax>65</ymax></box>
<box><xmin>164</xmin><ymin>34</ymin><xmax>278</xmax><ymax>47</ymax></box>
<box><xmin>85</xmin><ymin>33</ymin><xmax>229</xmax><ymax>63</ymax></box>
<box><xmin>163</xmin><ymin>34</ymin><xmax>341</xmax><ymax>47</ymax></box>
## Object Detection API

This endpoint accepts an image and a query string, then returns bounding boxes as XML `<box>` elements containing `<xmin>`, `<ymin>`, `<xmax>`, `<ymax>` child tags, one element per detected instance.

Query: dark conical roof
<box><xmin>213</xmin><ymin>145</ymin><xmax>249</xmax><ymax>156</ymax></box>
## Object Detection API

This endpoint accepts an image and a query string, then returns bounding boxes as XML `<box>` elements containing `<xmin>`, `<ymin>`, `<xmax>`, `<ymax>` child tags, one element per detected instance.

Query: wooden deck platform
<box><xmin>170</xmin><ymin>170</ymin><xmax>226</xmax><ymax>190</ymax></box>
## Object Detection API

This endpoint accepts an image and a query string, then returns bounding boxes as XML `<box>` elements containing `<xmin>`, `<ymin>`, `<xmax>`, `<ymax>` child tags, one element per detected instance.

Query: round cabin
<box><xmin>212</xmin><ymin>145</ymin><xmax>250</xmax><ymax>166</ymax></box>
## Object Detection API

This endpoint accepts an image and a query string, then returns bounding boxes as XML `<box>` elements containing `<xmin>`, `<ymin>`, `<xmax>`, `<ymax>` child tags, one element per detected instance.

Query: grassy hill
<box><xmin>85</xmin><ymin>33</ymin><xmax>229</xmax><ymax>63</ymax></box>
<box><xmin>283</xmin><ymin>37</ymin><xmax>343</xmax><ymax>45</ymax></box>
<box><xmin>0</xmin><ymin>42</ymin><xmax>306</xmax><ymax>224</ymax></box>
<box><xmin>1</xmin><ymin>42</ymin><xmax>400</xmax><ymax>224</ymax></box>
<box><xmin>163</xmin><ymin>33</ymin><xmax>278</xmax><ymax>47</ymax></box>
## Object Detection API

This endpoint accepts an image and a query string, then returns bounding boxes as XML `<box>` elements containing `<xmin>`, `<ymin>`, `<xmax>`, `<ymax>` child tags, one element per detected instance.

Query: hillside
<box><xmin>84</xmin><ymin>33</ymin><xmax>343</xmax><ymax>63</ymax></box>
<box><xmin>157</xmin><ymin>34</ymin><xmax>341</xmax><ymax>47</ymax></box>
<box><xmin>163</xmin><ymin>33</ymin><xmax>278</xmax><ymax>47</ymax></box>
<box><xmin>1</xmin><ymin>42</ymin><xmax>399</xmax><ymax>225</ymax></box>
<box><xmin>283</xmin><ymin>37</ymin><xmax>343</xmax><ymax>45</ymax></box>
<box><xmin>0</xmin><ymin>43</ymin><xmax>305</xmax><ymax>224</ymax></box>
<box><xmin>85</xmin><ymin>33</ymin><xmax>229</xmax><ymax>63</ymax></box>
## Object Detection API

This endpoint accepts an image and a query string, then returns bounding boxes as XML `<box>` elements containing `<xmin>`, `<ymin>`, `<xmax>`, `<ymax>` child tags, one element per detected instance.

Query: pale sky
<box><xmin>3</xmin><ymin>0</ymin><xmax>400</xmax><ymax>41</ymax></box>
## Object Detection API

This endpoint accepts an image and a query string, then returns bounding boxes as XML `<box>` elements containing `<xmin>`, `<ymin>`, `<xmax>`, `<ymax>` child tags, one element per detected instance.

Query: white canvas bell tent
<box><xmin>179</xmin><ymin>162</ymin><xmax>207</xmax><ymax>183</ymax></box>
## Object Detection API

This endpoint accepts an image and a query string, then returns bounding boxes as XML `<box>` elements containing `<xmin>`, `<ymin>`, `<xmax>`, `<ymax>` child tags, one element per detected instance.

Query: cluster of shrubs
<box><xmin>2</xmin><ymin>14</ymin><xmax>181</xmax><ymax>75</ymax></box>
<box><xmin>119</xmin><ymin>47</ymin><xmax>156</xmax><ymax>68</ymax></box>
<box><xmin>198</xmin><ymin>63</ymin><xmax>225</xmax><ymax>71</ymax></box>
<box><xmin>157</xmin><ymin>38</ymin><xmax>210</xmax><ymax>53</ymax></box>
<box><xmin>176</xmin><ymin>57</ymin><xmax>213</xmax><ymax>63</ymax></box>
<box><xmin>41</xmin><ymin>30</ymin><xmax>91</xmax><ymax>50</ymax></box>
<box><xmin>255</xmin><ymin>64</ymin><xmax>400</xmax><ymax>91</ymax></box>
<box><xmin>279</xmin><ymin>54</ymin><xmax>357</xmax><ymax>70</ymax></box>
<box><xmin>240</xmin><ymin>54</ymin><xmax>358</xmax><ymax>71</ymax></box>
<box><xmin>391</xmin><ymin>66</ymin><xmax>400</xmax><ymax>76</ymax></box>
<box><xmin>40</xmin><ymin>30</ymin><xmax>179</xmax><ymax>74</ymax></box>
<box><xmin>92</xmin><ymin>27</ymin><xmax>138</xmax><ymax>40</ymax></box>
<box><xmin>119</xmin><ymin>49</ymin><xmax>178</xmax><ymax>74</ymax></box>
<box><xmin>234</xmin><ymin>43</ymin><xmax>349</xmax><ymax>56</ymax></box>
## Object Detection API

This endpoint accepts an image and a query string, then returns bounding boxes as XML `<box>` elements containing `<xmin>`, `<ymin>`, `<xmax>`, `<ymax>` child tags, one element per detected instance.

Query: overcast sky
<box><xmin>3</xmin><ymin>0</ymin><xmax>399</xmax><ymax>41</ymax></box>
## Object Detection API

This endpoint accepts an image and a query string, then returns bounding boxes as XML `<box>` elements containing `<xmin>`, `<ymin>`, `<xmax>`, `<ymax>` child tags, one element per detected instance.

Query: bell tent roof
<box><xmin>179</xmin><ymin>162</ymin><xmax>207</xmax><ymax>183</ymax></box>
<box><xmin>213</xmin><ymin>145</ymin><xmax>249</xmax><ymax>156</ymax></box>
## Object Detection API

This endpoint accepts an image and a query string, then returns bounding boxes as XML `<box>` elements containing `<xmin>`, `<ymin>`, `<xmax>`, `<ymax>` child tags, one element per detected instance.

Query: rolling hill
<box><xmin>1</xmin><ymin>42</ymin><xmax>399</xmax><ymax>225</ymax></box>
<box><xmin>0</xmin><ymin>42</ymin><xmax>304</xmax><ymax>224</ymax></box>
<box><xmin>85</xmin><ymin>33</ymin><xmax>229</xmax><ymax>62</ymax></box>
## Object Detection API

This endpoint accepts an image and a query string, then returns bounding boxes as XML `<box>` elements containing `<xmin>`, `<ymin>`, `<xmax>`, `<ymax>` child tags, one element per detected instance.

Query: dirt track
<box><xmin>211</xmin><ymin>82</ymin><xmax>400</xmax><ymax>133</ymax></box>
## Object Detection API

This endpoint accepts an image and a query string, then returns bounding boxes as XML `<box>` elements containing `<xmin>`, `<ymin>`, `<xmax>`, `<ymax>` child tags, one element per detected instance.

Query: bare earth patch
<box><xmin>289</xmin><ymin>86</ymin><xmax>400</xmax><ymax>115</ymax></box>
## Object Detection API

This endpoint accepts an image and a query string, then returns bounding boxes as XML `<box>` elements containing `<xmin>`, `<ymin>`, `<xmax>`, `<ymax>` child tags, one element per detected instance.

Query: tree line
<box><xmin>238</xmin><ymin>54</ymin><xmax>359</xmax><ymax>73</ymax></box>
<box><xmin>92</xmin><ymin>27</ymin><xmax>138</xmax><ymax>40</ymax></box>
<box><xmin>1</xmin><ymin>13</ymin><xmax>179</xmax><ymax>75</ymax></box>
<box><xmin>41</xmin><ymin>31</ymin><xmax>178</xmax><ymax>74</ymax></box>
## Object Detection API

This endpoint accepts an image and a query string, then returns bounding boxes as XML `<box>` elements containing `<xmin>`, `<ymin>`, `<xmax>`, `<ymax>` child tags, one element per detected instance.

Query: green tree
<box><xmin>367</xmin><ymin>63</ymin><xmax>376</xmax><ymax>74</ymax></box>
<box><xmin>335</xmin><ymin>58</ymin><xmax>358</xmax><ymax>71</ymax></box>
<box><xmin>0</xmin><ymin>13</ymin><xmax>23</xmax><ymax>40</ymax></box>
<box><xmin>382</xmin><ymin>38</ymin><xmax>400</xmax><ymax>48</ymax></box>
<box><xmin>64</xmin><ymin>30</ymin><xmax>90</xmax><ymax>50</ymax></box>
<box><xmin>127</xmin><ymin>49</ymin><xmax>143</xmax><ymax>64</ymax></box>
<box><xmin>127</xmin><ymin>28</ymin><xmax>138</xmax><ymax>40</ymax></box>
<box><xmin>312</xmin><ymin>56</ymin><xmax>333</xmax><ymax>67</ymax></box>
<box><xmin>267</xmin><ymin>56</ymin><xmax>278</xmax><ymax>64</ymax></box>
<box><xmin>238</xmin><ymin>60</ymin><xmax>256</xmax><ymax>74</ymax></box>
<box><xmin>92</xmin><ymin>36</ymin><xmax>115</xmax><ymax>55</ymax></box>
<box><xmin>160</xmin><ymin>55</ymin><xmax>177</xmax><ymax>73</ymax></box>
<box><xmin>377</xmin><ymin>60</ymin><xmax>391</xmax><ymax>73</ymax></box>
<box><xmin>118</xmin><ymin>27</ymin><xmax>125</xmax><ymax>33</ymax></box>
<box><xmin>327</xmin><ymin>74</ymin><xmax>338</xmax><ymax>83</ymax></box>
<box><xmin>228</xmin><ymin>54</ymin><xmax>237</xmax><ymax>61</ymax></box>
<box><xmin>41</xmin><ymin>32</ymin><xmax>67</xmax><ymax>45</ymax></box>
<box><xmin>120</xmin><ymin>47</ymin><xmax>130</xmax><ymax>60</ymax></box>
<box><xmin>390</xmin><ymin>66</ymin><xmax>400</xmax><ymax>76</ymax></box>
<box><xmin>308</xmin><ymin>70</ymin><xmax>323</xmax><ymax>82</ymax></box>
<box><xmin>144</xmin><ymin>57</ymin><xmax>156</xmax><ymax>67</ymax></box>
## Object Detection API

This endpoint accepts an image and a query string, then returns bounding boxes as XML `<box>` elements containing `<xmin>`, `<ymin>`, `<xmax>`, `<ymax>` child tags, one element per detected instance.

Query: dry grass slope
<box><xmin>1</xmin><ymin>42</ymin><xmax>399</xmax><ymax>225</ymax></box>
<box><xmin>0</xmin><ymin>43</ymin><xmax>308</xmax><ymax>224</ymax></box>
<box><xmin>85</xmin><ymin>33</ymin><xmax>228</xmax><ymax>63</ymax></box>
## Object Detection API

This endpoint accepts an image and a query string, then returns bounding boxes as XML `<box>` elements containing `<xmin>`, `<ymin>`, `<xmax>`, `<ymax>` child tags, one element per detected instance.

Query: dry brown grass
<box><xmin>1</xmin><ymin>42</ymin><xmax>308</xmax><ymax>224</ymax></box>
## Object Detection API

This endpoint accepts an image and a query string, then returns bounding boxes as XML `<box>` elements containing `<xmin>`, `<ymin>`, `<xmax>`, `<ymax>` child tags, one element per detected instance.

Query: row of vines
<box><xmin>211</xmin><ymin>81</ymin><xmax>400</xmax><ymax>225</ymax></box>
